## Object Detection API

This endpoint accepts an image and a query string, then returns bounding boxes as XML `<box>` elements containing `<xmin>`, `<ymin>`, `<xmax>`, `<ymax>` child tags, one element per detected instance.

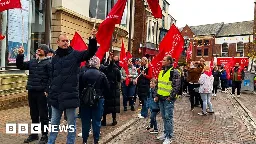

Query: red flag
<box><xmin>149</xmin><ymin>24</ymin><xmax>184</xmax><ymax>78</ymax></box>
<box><xmin>146</xmin><ymin>0</ymin><xmax>162</xmax><ymax>18</ymax></box>
<box><xmin>186</xmin><ymin>42</ymin><xmax>193</xmax><ymax>62</ymax></box>
<box><xmin>96</xmin><ymin>0</ymin><xmax>127</xmax><ymax>61</ymax></box>
<box><xmin>126</xmin><ymin>51</ymin><xmax>132</xmax><ymax>60</ymax></box>
<box><xmin>119</xmin><ymin>39</ymin><xmax>130</xmax><ymax>86</ymax></box>
<box><xmin>0</xmin><ymin>0</ymin><xmax>21</xmax><ymax>12</ymax></box>
<box><xmin>70</xmin><ymin>32</ymin><xmax>88</xmax><ymax>67</ymax></box>
<box><xmin>224</xmin><ymin>57</ymin><xmax>235</xmax><ymax>80</ymax></box>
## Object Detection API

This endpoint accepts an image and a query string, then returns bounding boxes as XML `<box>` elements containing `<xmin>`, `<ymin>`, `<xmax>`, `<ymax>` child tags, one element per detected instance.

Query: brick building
<box><xmin>133</xmin><ymin>0</ymin><xmax>176</xmax><ymax>59</ymax></box>
<box><xmin>180</xmin><ymin>20</ymin><xmax>254</xmax><ymax>65</ymax></box>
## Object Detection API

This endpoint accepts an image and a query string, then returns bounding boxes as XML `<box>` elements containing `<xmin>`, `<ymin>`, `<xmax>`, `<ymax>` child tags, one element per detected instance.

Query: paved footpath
<box><xmin>1</xmin><ymin>93</ymin><xmax>256</xmax><ymax>144</ymax></box>
<box><xmin>108</xmin><ymin>93</ymin><xmax>256</xmax><ymax>144</ymax></box>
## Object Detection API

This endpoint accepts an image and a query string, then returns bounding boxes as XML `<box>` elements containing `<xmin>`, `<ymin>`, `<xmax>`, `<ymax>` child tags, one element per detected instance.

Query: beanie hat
<box><xmin>49</xmin><ymin>48</ymin><xmax>55</xmax><ymax>54</ymax></box>
<box><xmin>38</xmin><ymin>44</ymin><xmax>50</xmax><ymax>55</ymax></box>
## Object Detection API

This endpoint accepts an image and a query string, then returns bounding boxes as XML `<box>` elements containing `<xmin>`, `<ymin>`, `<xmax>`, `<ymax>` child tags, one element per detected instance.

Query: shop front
<box><xmin>0</xmin><ymin>0</ymin><xmax>51</xmax><ymax>68</ymax></box>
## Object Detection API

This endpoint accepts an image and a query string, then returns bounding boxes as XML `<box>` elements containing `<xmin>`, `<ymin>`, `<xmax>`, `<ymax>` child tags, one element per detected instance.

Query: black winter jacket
<box><xmin>48</xmin><ymin>38</ymin><xmax>97</xmax><ymax>110</ymax></box>
<box><xmin>79</xmin><ymin>67</ymin><xmax>110</xmax><ymax>106</ymax></box>
<box><xmin>16</xmin><ymin>55</ymin><xmax>51</xmax><ymax>92</ymax></box>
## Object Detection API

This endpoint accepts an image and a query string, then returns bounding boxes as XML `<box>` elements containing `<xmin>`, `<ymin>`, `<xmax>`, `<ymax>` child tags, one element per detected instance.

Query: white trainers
<box><xmin>78</xmin><ymin>132</ymin><xmax>82</xmax><ymax>137</ymax></box>
<box><xmin>163</xmin><ymin>137</ymin><xmax>172</xmax><ymax>144</ymax></box>
<box><xmin>157</xmin><ymin>133</ymin><xmax>166</xmax><ymax>141</ymax></box>
<box><xmin>214</xmin><ymin>94</ymin><xmax>216</xmax><ymax>97</ymax></box>
<box><xmin>236</xmin><ymin>95</ymin><xmax>241</xmax><ymax>98</ymax></box>
<box><xmin>138</xmin><ymin>115</ymin><xmax>145</xmax><ymax>119</ymax></box>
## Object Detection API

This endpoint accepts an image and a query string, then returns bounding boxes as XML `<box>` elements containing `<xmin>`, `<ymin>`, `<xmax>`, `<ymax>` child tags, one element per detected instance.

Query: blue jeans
<box><xmin>122</xmin><ymin>83</ymin><xmax>136</xmax><ymax>107</ymax></box>
<box><xmin>48</xmin><ymin>107</ymin><xmax>76</xmax><ymax>144</ymax></box>
<box><xmin>140</xmin><ymin>98</ymin><xmax>148</xmax><ymax>117</ymax></box>
<box><xmin>150</xmin><ymin>111</ymin><xmax>158</xmax><ymax>130</ymax></box>
<box><xmin>159</xmin><ymin>99</ymin><xmax>174</xmax><ymax>138</ymax></box>
<box><xmin>80</xmin><ymin>99</ymin><xmax>104</xmax><ymax>143</ymax></box>
<box><xmin>200</xmin><ymin>93</ymin><xmax>213</xmax><ymax>114</ymax></box>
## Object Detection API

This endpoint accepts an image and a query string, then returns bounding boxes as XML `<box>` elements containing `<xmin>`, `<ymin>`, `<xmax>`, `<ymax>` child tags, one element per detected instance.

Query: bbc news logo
<box><xmin>6</xmin><ymin>123</ymin><xmax>75</xmax><ymax>134</ymax></box>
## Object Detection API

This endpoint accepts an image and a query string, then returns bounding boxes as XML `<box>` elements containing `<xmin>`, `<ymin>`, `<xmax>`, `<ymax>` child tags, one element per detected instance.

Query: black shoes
<box><xmin>112</xmin><ymin>119</ymin><xmax>117</xmax><ymax>126</ymax></box>
<box><xmin>38</xmin><ymin>135</ymin><xmax>48</xmax><ymax>144</ymax></box>
<box><xmin>131</xmin><ymin>106</ymin><xmax>135</xmax><ymax>111</ymax></box>
<box><xmin>101</xmin><ymin>120</ymin><xmax>107</xmax><ymax>126</ymax></box>
<box><xmin>124</xmin><ymin>107</ymin><xmax>127</xmax><ymax>111</ymax></box>
<box><xmin>24</xmin><ymin>134</ymin><xmax>39</xmax><ymax>143</ymax></box>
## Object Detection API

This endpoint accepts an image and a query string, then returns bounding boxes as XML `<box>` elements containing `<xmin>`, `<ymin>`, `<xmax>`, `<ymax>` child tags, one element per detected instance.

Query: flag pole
<box><xmin>93</xmin><ymin>0</ymin><xmax>100</xmax><ymax>29</ymax></box>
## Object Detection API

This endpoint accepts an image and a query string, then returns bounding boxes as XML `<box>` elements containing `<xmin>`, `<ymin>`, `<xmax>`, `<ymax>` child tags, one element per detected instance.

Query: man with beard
<box><xmin>16</xmin><ymin>44</ymin><xmax>51</xmax><ymax>144</ymax></box>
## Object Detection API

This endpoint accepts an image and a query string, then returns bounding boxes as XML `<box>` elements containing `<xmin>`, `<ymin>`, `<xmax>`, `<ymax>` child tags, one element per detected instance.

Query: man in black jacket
<box><xmin>47</xmin><ymin>29</ymin><xmax>98</xmax><ymax>144</ymax></box>
<box><xmin>16</xmin><ymin>44</ymin><xmax>51</xmax><ymax>144</ymax></box>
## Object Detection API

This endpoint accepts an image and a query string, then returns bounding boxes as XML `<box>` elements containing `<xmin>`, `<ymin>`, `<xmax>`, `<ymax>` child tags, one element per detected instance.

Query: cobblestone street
<box><xmin>1</xmin><ymin>92</ymin><xmax>256</xmax><ymax>144</ymax></box>
<box><xmin>108</xmin><ymin>93</ymin><xmax>256</xmax><ymax>144</ymax></box>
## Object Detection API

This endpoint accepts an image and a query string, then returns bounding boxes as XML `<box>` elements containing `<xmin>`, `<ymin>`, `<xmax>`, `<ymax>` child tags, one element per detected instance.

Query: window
<box><xmin>152</xmin><ymin>22</ymin><xmax>155</xmax><ymax>43</ymax></box>
<box><xmin>162</xmin><ymin>16</ymin><xmax>165</xmax><ymax>28</ymax></box>
<box><xmin>221</xmin><ymin>43</ymin><xmax>228</xmax><ymax>57</ymax></box>
<box><xmin>197</xmin><ymin>48</ymin><xmax>202</xmax><ymax>56</ymax></box>
<box><xmin>237</xmin><ymin>42</ymin><xmax>244</xmax><ymax>57</ymax></box>
<box><xmin>147</xmin><ymin>21</ymin><xmax>151</xmax><ymax>41</ymax></box>
<box><xmin>89</xmin><ymin>0</ymin><xmax>107</xmax><ymax>20</ymax></box>
<box><xmin>204</xmin><ymin>48</ymin><xmax>208</xmax><ymax>56</ymax></box>
<box><xmin>197</xmin><ymin>40</ymin><xmax>203</xmax><ymax>46</ymax></box>
<box><xmin>163</xmin><ymin>1</ymin><xmax>166</xmax><ymax>12</ymax></box>
<box><xmin>204</xmin><ymin>40</ymin><xmax>209</xmax><ymax>46</ymax></box>
<box><xmin>183</xmin><ymin>39</ymin><xmax>189</xmax><ymax>56</ymax></box>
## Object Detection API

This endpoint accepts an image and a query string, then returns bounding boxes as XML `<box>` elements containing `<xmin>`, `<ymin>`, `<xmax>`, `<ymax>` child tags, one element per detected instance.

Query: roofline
<box><xmin>216</xmin><ymin>34</ymin><xmax>253</xmax><ymax>38</ymax></box>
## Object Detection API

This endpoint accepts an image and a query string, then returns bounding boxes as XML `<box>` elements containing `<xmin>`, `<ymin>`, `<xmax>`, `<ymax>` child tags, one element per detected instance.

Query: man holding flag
<box><xmin>154</xmin><ymin>56</ymin><xmax>181</xmax><ymax>144</ymax></box>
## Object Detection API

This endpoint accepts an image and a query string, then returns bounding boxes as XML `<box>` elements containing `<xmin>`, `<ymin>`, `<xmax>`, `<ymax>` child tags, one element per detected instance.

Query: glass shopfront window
<box><xmin>6</xmin><ymin>0</ymin><xmax>46</xmax><ymax>64</ymax></box>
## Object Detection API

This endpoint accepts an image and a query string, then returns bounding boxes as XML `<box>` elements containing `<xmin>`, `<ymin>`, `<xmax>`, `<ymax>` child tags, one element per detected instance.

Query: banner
<box><xmin>7</xmin><ymin>0</ymin><xmax>29</xmax><ymax>63</ymax></box>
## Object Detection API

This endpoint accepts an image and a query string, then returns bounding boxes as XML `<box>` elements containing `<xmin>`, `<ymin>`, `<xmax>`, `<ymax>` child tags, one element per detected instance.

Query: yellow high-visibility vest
<box><xmin>157</xmin><ymin>67</ymin><xmax>173</xmax><ymax>96</ymax></box>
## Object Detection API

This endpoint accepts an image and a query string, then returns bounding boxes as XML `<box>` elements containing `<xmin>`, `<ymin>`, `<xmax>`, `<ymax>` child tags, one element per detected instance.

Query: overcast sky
<box><xmin>168</xmin><ymin>0</ymin><xmax>254</xmax><ymax>28</ymax></box>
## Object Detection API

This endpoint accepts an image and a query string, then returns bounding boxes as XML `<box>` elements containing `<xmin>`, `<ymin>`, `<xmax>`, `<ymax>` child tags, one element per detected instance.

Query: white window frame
<box><xmin>221</xmin><ymin>43</ymin><xmax>229</xmax><ymax>57</ymax></box>
<box><xmin>236</xmin><ymin>41</ymin><xmax>244</xmax><ymax>57</ymax></box>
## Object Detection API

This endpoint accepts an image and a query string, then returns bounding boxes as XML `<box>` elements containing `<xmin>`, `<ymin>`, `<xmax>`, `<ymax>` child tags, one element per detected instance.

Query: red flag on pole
<box><xmin>96</xmin><ymin>0</ymin><xmax>127</xmax><ymax>61</ymax></box>
<box><xmin>0</xmin><ymin>0</ymin><xmax>21</xmax><ymax>12</ymax></box>
<box><xmin>119</xmin><ymin>39</ymin><xmax>130</xmax><ymax>86</ymax></box>
<box><xmin>186</xmin><ymin>42</ymin><xmax>193</xmax><ymax>62</ymax></box>
<box><xmin>146</xmin><ymin>0</ymin><xmax>162</xmax><ymax>18</ymax></box>
<box><xmin>224</xmin><ymin>57</ymin><xmax>235</xmax><ymax>80</ymax></box>
<box><xmin>149</xmin><ymin>24</ymin><xmax>184</xmax><ymax>78</ymax></box>
<box><xmin>70</xmin><ymin>32</ymin><xmax>88</xmax><ymax>67</ymax></box>
<box><xmin>126</xmin><ymin>51</ymin><xmax>132</xmax><ymax>60</ymax></box>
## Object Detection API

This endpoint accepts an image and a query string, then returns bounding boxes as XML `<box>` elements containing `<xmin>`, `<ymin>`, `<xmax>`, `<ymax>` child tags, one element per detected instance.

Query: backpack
<box><xmin>81</xmin><ymin>75</ymin><xmax>101</xmax><ymax>107</ymax></box>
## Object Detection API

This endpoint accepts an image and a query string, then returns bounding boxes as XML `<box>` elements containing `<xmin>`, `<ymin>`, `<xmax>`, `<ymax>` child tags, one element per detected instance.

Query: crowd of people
<box><xmin>15</xmin><ymin>29</ymin><xmax>249</xmax><ymax>144</ymax></box>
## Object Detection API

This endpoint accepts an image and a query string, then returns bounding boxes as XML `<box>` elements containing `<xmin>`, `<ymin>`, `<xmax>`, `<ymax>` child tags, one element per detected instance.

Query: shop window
<box><xmin>147</xmin><ymin>21</ymin><xmax>151</xmax><ymax>42</ymax></box>
<box><xmin>204</xmin><ymin>40</ymin><xmax>210</xmax><ymax>46</ymax></box>
<box><xmin>221</xmin><ymin>43</ymin><xmax>228</xmax><ymax>57</ymax></box>
<box><xmin>204</xmin><ymin>48</ymin><xmax>208</xmax><ymax>56</ymax></box>
<box><xmin>197</xmin><ymin>40</ymin><xmax>203</xmax><ymax>46</ymax></box>
<box><xmin>197</xmin><ymin>48</ymin><xmax>202</xmax><ymax>56</ymax></box>
<box><xmin>236</xmin><ymin>42</ymin><xmax>244</xmax><ymax>57</ymax></box>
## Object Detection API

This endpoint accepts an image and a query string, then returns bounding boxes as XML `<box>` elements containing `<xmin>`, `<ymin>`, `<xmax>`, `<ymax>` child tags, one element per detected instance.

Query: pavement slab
<box><xmin>108</xmin><ymin>94</ymin><xmax>256</xmax><ymax>144</ymax></box>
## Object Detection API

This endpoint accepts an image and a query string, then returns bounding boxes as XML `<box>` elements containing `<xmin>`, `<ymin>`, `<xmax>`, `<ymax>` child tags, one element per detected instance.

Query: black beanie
<box><xmin>38</xmin><ymin>44</ymin><xmax>49</xmax><ymax>55</ymax></box>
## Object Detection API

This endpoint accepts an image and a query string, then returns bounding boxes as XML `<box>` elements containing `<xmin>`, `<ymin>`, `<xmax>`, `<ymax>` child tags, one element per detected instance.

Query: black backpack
<box><xmin>81</xmin><ymin>75</ymin><xmax>101</xmax><ymax>107</ymax></box>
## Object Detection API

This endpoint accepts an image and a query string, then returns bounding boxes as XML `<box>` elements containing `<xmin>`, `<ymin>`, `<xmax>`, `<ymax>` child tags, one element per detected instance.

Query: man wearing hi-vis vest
<box><xmin>154</xmin><ymin>56</ymin><xmax>181</xmax><ymax>144</ymax></box>
<box><xmin>230</xmin><ymin>62</ymin><xmax>245</xmax><ymax>97</ymax></box>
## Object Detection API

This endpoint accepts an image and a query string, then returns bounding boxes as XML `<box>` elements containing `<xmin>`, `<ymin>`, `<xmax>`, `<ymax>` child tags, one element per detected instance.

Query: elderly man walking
<box><xmin>47</xmin><ymin>29</ymin><xmax>98</xmax><ymax>144</ymax></box>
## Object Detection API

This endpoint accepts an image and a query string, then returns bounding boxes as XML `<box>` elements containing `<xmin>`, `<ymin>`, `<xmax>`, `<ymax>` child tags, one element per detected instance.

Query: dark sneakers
<box><xmin>131</xmin><ymin>106</ymin><xmax>135</xmax><ymax>111</ymax></box>
<box><xmin>112</xmin><ymin>119</ymin><xmax>117</xmax><ymax>126</ymax></box>
<box><xmin>124</xmin><ymin>107</ymin><xmax>127</xmax><ymax>111</ymax></box>
<box><xmin>24</xmin><ymin>134</ymin><xmax>39</xmax><ymax>143</ymax></box>
<box><xmin>38</xmin><ymin>135</ymin><xmax>48</xmax><ymax>144</ymax></box>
